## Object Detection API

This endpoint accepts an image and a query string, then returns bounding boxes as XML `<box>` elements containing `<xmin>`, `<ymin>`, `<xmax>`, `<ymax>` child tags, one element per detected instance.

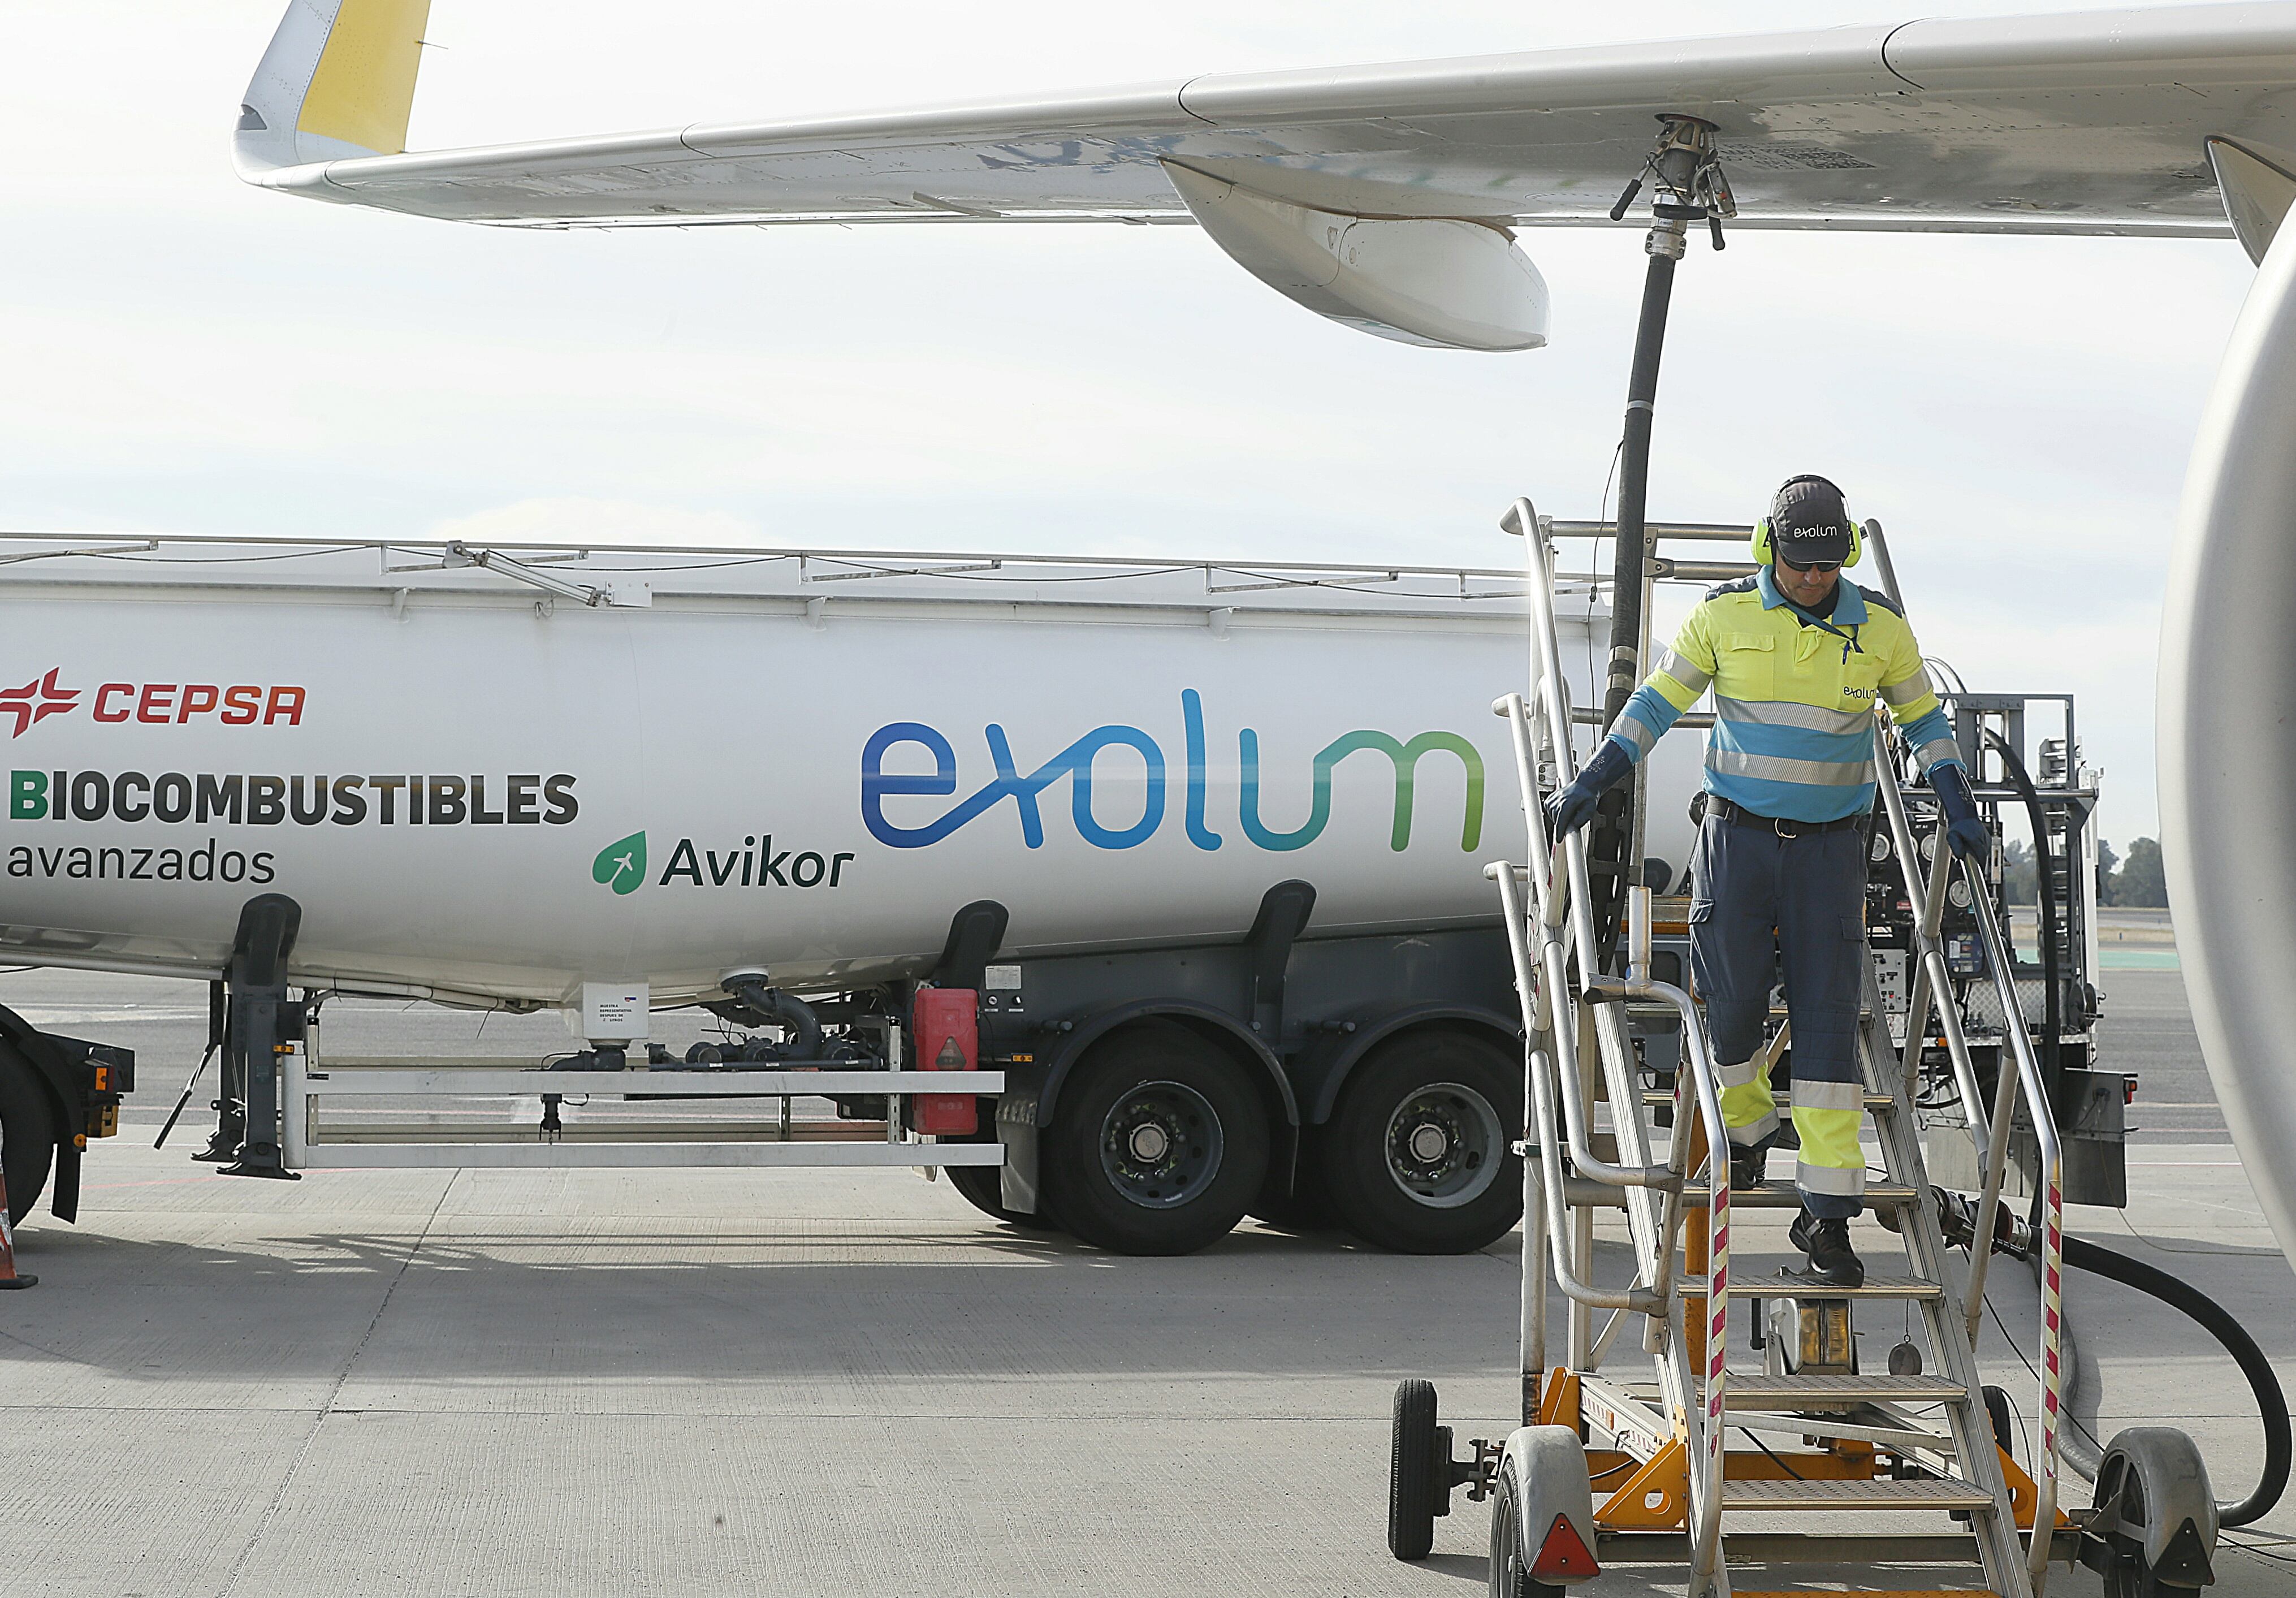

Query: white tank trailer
<box><xmin>0</xmin><ymin>535</ymin><xmax>1701</xmax><ymax>1255</ymax></box>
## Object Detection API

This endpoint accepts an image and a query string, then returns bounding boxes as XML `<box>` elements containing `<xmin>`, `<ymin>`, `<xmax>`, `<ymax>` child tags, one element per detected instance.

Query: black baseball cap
<box><xmin>1769</xmin><ymin>475</ymin><xmax>1853</xmax><ymax>567</ymax></box>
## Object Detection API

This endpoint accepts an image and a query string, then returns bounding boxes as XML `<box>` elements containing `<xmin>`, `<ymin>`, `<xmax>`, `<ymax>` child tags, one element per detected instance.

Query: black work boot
<box><xmin>1728</xmin><ymin>1136</ymin><xmax>1774</xmax><ymax>1192</ymax></box>
<box><xmin>1789</xmin><ymin>1210</ymin><xmax>1866</xmax><ymax>1290</ymax></box>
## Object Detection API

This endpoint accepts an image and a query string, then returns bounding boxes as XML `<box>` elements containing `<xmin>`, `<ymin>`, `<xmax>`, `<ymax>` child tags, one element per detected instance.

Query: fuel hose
<box><xmin>2062</xmin><ymin>1233</ymin><xmax>2290</xmax><ymax>1526</ymax></box>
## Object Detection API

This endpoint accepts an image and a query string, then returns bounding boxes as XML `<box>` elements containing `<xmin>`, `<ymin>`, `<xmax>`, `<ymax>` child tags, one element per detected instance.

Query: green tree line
<box><xmin>2001</xmin><ymin>836</ymin><xmax>2167</xmax><ymax>908</ymax></box>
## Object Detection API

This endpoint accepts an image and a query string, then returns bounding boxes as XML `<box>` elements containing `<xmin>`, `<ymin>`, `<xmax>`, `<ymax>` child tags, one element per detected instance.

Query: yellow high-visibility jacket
<box><xmin>1607</xmin><ymin>569</ymin><xmax>1961</xmax><ymax>822</ymax></box>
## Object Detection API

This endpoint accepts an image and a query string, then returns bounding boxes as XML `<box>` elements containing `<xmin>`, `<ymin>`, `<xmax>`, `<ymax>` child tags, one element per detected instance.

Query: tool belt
<box><xmin>1705</xmin><ymin>796</ymin><xmax>1865</xmax><ymax>839</ymax></box>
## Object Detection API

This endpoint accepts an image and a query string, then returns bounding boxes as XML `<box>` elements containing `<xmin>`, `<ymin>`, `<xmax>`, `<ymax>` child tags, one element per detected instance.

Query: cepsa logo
<box><xmin>0</xmin><ymin>668</ymin><xmax>305</xmax><ymax>738</ymax></box>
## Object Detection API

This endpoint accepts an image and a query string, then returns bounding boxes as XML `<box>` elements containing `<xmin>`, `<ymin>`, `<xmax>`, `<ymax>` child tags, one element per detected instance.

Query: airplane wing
<box><xmin>241</xmin><ymin>3</ymin><xmax>2296</xmax><ymax>234</ymax></box>
<box><xmin>235</xmin><ymin>2</ymin><xmax>2296</xmax><ymax>349</ymax></box>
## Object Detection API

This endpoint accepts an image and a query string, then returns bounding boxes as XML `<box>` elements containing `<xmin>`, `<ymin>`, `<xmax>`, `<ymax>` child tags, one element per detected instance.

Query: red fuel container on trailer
<box><xmin>910</xmin><ymin>987</ymin><xmax>979</xmax><ymax>1136</ymax></box>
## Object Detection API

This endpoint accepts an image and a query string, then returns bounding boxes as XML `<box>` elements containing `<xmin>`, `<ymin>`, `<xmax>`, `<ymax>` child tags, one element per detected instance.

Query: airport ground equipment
<box><xmin>0</xmin><ymin>538</ymin><xmax>1726</xmax><ymax>1254</ymax></box>
<box><xmin>1385</xmin><ymin>502</ymin><xmax>2238</xmax><ymax>1598</ymax></box>
<box><xmin>219</xmin><ymin>0</ymin><xmax>2296</xmax><ymax>1290</ymax></box>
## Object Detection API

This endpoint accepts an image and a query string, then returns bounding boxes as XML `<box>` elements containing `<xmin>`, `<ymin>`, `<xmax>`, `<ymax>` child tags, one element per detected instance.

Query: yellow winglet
<box><xmin>237</xmin><ymin>0</ymin><xmax>433</xmax><ymax>174</ymax></box>
<box><xmin>300</xmin><ymin>0</ymin><xmax>431</xmax><ymax>156</ymax></box>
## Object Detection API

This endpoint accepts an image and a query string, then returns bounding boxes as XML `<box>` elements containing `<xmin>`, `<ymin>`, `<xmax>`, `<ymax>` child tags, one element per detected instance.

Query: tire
<box><xmin>1041</xmin><ymin>1021</ymin><xmax>1269</xmax><ymax>1256</ymax></box>
<box><xmin>1248</xmin><ymin>1140</ymin><xmax>1335</xmax><ymax>1233</ymax></box>
<box><xmin>1388</xmin><ymin>1378</ymin><xmax>1446</xmax><ymax>1560</ymax></box>
<box><xmin>1487</xmin><ymin>1456</ymin><xmax>1564</xmax><ymax>1598</ymax></box>
<box><xmin>944</xmin><ymin>1162</ymin><xmax>1063</xmax><ymax>1233</ymax></box>
<box><xmin>2091</xmin><ymin>1431</ymin><xmax>2215</xmax><ymax>1598</ymax></box>
<box><xmin>2102</xmin><ymin>1562</ymin><xmax>2197</xmax><ymax>1598</ymax></box>
<box><xmin>1325</xmin><ymin>1032</ymin><xmax>1523</xmax><ymax>1254</ymax></box>
<box><xmin>1983</xmin><ymin>1384</ymin><xmax>2016</xmax><ymax>1455</ymax></box>
<box><xmin>0</xmin><ymin>1042</ymin><xmax>57</xmax><ymax>1227</ymax></box>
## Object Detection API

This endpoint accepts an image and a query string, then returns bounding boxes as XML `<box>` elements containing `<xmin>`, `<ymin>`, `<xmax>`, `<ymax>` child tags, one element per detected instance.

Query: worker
<box><xmin>1546</xmin><ymin>476</ymin><xmax>1985</xmax><ymax>1288</ymax></box>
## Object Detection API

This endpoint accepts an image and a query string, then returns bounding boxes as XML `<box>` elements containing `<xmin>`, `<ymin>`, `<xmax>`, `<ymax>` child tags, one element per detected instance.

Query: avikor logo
<box><xmin>589</xmin><ymin>830</ymin><xmax>855</xmax><ymax>896</ymax></box>
<box><xmin>594</xmin><ymin>833</ymin><xmax>646</xmax><ymax>895</ymax></box>
<box><xmin>861</xmin><ymin>688</ymin><xmax>1485</xmax><ymax>854</ymax></box>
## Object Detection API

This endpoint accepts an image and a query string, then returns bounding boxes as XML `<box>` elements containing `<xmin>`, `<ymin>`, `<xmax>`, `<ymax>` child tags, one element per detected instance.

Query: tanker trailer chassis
<box><xmin>127</xmin><ymin>884</ymin><xmax>1530</xmax><ymax>1258</ymax></box>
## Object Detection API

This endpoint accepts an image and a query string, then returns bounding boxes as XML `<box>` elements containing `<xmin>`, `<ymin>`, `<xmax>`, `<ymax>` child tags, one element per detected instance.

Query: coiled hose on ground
<box><xmin>2058</xmin><ymin>1233</ymin><xmax>2290</xmax><ymax>1527</ymax></box>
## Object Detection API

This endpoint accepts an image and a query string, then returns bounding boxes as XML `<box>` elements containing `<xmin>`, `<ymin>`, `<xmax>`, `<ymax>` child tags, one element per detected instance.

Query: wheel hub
<box><xmin>1099</xmin><ymin>1080</ymin><xmax>1223</xmax><ymax>1210</ymax></box>
<box><xmin>1383</xmin><ymin>1083</ymin><xmax>1505</xmax><ymax>1210</ymax></box>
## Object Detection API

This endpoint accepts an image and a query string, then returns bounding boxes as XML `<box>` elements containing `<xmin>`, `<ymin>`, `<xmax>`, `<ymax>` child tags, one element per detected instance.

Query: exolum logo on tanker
<box><xmin>861</xmin><ymin>688</ymin><xmax>1485</xmax><ymax>855</ymax></box>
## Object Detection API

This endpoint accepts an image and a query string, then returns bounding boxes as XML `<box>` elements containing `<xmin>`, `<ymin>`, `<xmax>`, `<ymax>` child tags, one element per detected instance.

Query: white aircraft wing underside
<box><xmin>240</xmin><ymin>5</ymin><xmax>2296</xmax><ymax>237</ymax></box>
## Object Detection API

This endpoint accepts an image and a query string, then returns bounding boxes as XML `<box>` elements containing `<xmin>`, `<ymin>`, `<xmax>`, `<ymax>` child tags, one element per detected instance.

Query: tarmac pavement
<box><xmin>3</xmin><ymin>967</ymin><xmax>2290</xmax><ymax>1596</ymax></box>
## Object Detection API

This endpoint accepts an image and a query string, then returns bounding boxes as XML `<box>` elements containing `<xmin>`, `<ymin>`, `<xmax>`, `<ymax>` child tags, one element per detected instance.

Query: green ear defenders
<box><xmin>1752</xmin><ymin>473</ymin><xmax>1863</xmax><ymax>568</ymax></box>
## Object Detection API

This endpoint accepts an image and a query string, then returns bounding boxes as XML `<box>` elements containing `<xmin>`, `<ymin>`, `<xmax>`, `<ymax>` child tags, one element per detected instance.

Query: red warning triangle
<box><xmin>1530</xmin><ymin>1512</ymin><xmax>1599</xmax><ymax>1579</ymax></box>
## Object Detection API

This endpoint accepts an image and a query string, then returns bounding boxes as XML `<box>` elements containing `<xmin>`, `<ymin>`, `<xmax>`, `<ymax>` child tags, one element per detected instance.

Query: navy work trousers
<box><xmin>1688</xmin><ymin>813</ymin><xmax>1870</xmax><ymax>1220</ymax></box>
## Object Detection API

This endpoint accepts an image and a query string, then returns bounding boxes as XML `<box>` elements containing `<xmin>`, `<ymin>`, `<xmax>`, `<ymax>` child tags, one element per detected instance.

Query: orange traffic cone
<box><xmin>0</xmin><ymin>1156</ymin><xmax>36</xmax><ymax>1289</ymax></box>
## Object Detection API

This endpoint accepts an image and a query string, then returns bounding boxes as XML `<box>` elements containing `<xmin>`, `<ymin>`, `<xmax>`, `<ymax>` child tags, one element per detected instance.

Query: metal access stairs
<box><xmin>1474</xmin><ymin>498</ymin><xmax>2070</xmax><ymax>1597</ymax></box>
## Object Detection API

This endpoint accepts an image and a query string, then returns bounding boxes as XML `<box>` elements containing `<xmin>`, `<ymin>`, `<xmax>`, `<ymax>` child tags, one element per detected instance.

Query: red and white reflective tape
<box><xmin>2039</xmin><ymin>1167</ymin><xmax>2064</xmax><ymax>1482</ymax></box>
<box><xmin>1706</xmin><ymin>1178</ymin><xmax>1729</xmax><ymax>1484</ymax></box>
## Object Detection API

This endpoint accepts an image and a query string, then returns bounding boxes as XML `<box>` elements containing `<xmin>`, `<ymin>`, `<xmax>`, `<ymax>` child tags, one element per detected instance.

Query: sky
<box><xmin>2</xmin><ymin>1</ymin><xmax>2265</xmax><ymax>845</ymax></box>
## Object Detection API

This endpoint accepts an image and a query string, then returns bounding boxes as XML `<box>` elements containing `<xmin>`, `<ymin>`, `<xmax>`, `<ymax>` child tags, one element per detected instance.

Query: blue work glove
<box><xmin>1544</xmin><ymin>737</ymin><xmax>1634</xmax><ymax>838</ymax></box>
<box><xmin>1931</xmin><ymin>762</ymin><xmax>1989</xmax><ymax>860</ymax></box>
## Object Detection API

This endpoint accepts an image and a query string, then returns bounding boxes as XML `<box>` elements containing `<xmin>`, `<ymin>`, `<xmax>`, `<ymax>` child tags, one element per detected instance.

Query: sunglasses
<box><xmin>1778</xmin><ymin>554</ymin><xmax>1841</xmax><ymax>574</ymax></box>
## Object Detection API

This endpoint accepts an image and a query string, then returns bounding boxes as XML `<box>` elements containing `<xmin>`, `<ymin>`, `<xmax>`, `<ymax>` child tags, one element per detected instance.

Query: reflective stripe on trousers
<box><xmin>1688</xmin><ymin>814</ymin><xmax>1870</xmax><ymax>1220</ymax></box>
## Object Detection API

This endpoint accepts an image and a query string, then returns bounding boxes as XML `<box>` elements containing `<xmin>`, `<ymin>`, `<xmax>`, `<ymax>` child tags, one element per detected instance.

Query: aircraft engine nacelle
<box><xmin>2162</xmin><ymin>197</ymin><xmax>2296</xmax><ymax>1271</ymax></box>
<box><xmin>1162</xmin><ymin>162</ymin><xmax>1550</xmax><ymax>353</ymax></box>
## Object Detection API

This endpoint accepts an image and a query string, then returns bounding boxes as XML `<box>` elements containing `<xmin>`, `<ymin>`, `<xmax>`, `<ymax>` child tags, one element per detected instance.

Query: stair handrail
<box><xmin>1961</xmin><ymin>863</ymin><xmax>2066</xmax><ymax>1590</ymax></box>
<box><xmin>1495</xmin><ymin>697</ymin><xmax>1681</xmax><ymax>1193</ymax></box>
<box><xmin>1871</xmin><ymin>746</ymin><xmax>1996</xmax><ymax>1154</ymax></box>
<box><xmin>1491</xmin><ymin>862</ymin><xmax>1664</xmax><ymax>1315</ymax></box>
<box><xmin>1494</xmin><ymin>499</ymin><xmax>1677</xmax><ymax>1192</ymax></box>
<box><xmin>1601</xmin><ymin>884</ymin><xmax>1733</xmax><ymax>1588</ymax></box>
<box><xmin>1869</xmin><ymin>728</ymin><xmax>2064</xmax><ymax>1590</ymax></box>
<box><xmin>1491</xmin><ymin>497</ymin><xmax>1730</xmax><ymax>1582</ymax></box>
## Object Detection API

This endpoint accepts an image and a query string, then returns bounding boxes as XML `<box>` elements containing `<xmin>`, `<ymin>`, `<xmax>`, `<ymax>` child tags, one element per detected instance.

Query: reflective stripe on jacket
<box><xmin>1606</xmin><ymin>569</ymin><xmax>1961</xmax><ymax>822</ymax></box>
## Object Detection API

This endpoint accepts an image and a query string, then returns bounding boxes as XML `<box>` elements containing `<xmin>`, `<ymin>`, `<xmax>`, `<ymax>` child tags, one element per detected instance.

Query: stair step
<box><xmin>1726</xmin><ymin>1374</ymin><xmax>1968</xmax><ymax>1410</ymax></box>
<box><xmin>1684</xmin><ymin>1269</ymin><xmax>1943</xmax><ymax>1301</ymax></box>
<box><xmin>1680</xmin><ymin>1178</ymin><xmax>1918</xmax><ymax>1207</ymax></box>
<box><xmin>1720</xmin><ymin>1476</ymin><xmax>1996</xmax><ymax>1512</ymax></box>
<box><xmin>1732</xmin><ymin>1591</ymin><xmax>1995</xmax><ymax>1597</ymax></box>
<box><xmin>1644</xmin><ymin>1089</ymin><xmax>1893</xmax><ymax>1109</ymax></box>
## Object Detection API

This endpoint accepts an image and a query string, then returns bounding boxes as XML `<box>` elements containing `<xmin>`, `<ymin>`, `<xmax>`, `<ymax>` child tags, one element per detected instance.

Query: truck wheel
<box><xmin>1044</xmin><ymin>1022</ymin><xmax>1269</xmax><ymax>1256</ymax></box>
<box><xmin>0</xmin><ymin>1042</ymin><xmax>58</xmax><ymax>1226</ymax></box>
<box><xmin>1325</xmin><ymin>1033</ymin><xmax>1521</xmax><ymax>1254</ymax></box>
<box><xmin>1248</xmin><ymin>1144</ymin><xmax>1334</xmax><ymax>1233</ymax></box>
<box><xmin>944</xmin><ymin>1163</ymin><xmax>1063</xmax><ymax>1233</ymax></box>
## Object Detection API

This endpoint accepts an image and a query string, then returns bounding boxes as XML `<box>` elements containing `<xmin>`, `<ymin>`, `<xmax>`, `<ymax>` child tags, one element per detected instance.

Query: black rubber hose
<box><xmin>1589</xmin><ymin>245</ymin><xmax>1681</xmax><ymax>971</ymax></box>
<box><xmin>2064</xmin><ymin>1232</ymin><xmax>2291</xmax><ymax>1526</ymax></box>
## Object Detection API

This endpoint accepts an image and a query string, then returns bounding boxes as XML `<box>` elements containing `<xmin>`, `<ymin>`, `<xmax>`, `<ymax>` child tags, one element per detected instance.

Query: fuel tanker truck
<box><xmin>0</xmin><ymin>532</ymin><xmax>1702</xmax><ymax>1256</ymax></box>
